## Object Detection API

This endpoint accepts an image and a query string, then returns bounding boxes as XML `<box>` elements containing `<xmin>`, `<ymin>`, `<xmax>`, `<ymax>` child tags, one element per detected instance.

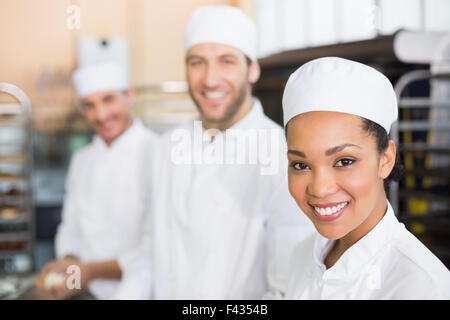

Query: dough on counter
<box><xmin>44</xmin><ymin>272</ymin><xmax>65</xmax><ymax>289</ymax></box>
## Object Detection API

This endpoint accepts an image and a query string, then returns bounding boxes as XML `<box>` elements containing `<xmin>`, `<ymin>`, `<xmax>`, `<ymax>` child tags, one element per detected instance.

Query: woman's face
<box><xmin>286</xmin><ymin>111</ymin><xmax>394</xmax><ymax>240</ymax></box>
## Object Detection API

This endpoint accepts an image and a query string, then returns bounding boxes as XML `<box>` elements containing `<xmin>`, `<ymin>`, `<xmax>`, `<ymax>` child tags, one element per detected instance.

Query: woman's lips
<box><xmin>310</xmin><ymin>201</ymin><xmax>349</xmax><ymax>222</ymax></box>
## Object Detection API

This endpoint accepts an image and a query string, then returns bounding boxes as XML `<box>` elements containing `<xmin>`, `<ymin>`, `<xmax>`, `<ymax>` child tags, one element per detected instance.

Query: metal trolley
<box><xmin>390</xmin><ymin>71</ymin><xmax>450</xmax><ymax>266</ymax></box>
<box><xmin>0</xmin><ymin>83</ymin><xmax>35</xmax><ymax>275</ymax></box>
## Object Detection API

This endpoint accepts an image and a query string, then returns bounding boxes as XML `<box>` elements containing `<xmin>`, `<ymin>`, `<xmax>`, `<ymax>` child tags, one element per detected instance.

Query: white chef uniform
<box><xmin>285</xmin><ymin>202</ymin><xmax>450</xmax><ymax>299</ymax></box>
<box><xmin>55</xmin><ymin>119</ymin><xmax>158</xmax><ymax>299</ymax></box>
<box><xmin>115</xmin><ymin>98</ymin><xmax>314</xmax><ymax>299</ymax></box>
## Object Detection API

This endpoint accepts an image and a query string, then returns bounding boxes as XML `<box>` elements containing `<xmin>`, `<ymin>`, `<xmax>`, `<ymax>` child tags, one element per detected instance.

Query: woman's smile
<box><xmin>309</xmin><ymin>201</ymin><xmax>350</xmax><ymax>221</ymax></box>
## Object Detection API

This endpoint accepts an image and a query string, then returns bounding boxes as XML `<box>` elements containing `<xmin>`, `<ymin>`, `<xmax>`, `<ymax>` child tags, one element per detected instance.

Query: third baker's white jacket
<box><xmin>284</xmin><ymin>202</ymin><xmax>450</xmax><ymax>299</ymax></box>
<box><xmin>116</xmin><ymin>99</ymin><xmax>314</xmax><ymax>299</ymax></box>
<box><xmin>55</xmin><ymin>119</ymin><xmax>158</xmax><ymax>299</ymax></box>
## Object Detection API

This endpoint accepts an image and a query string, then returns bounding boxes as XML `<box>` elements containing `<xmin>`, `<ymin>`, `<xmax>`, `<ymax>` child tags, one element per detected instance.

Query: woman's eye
<box><xmin>335</xmin><ymin>158</ymin><xmax>355</xmax><ymax>167</ymax></box>
<box><xmin>290</xmin><ymin>162</ymin><xmax>310</xmax><ymax>171</ymax></box>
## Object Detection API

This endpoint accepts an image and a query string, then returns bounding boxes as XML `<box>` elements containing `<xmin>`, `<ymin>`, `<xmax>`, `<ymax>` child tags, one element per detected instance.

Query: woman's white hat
<box><xmin>282</xmin><ymin>57</ymin><xmax>398</xmax><ymax>133</ymax></box>
<box><xmin>184</xmin><ymin>5</ymin><xmax>257</xmax><ymax>61</ymax></box>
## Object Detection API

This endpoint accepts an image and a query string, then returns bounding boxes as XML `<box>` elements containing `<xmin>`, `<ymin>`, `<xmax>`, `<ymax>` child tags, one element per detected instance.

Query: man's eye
<box><xmin>335</xmin><ymin>158</ymin><xmax>356</xmax><ymax>167</ymax></box>
<box><xmin>290</xmin><ymin>162</ymin><xmax>309</xmax><ymax>171</ymax></box>
<box><xmin>223</xmin><ymin>59</ymin><xmax>234</xmax><ymax>65</ymax></box>
<box><xmin>189</xmin><ymin>60</ymin><xmax>203</xmax><ymax>66</ymax></box>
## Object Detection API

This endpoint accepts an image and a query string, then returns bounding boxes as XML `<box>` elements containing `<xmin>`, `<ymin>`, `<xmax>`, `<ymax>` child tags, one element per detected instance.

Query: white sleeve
<box><xmin>113</xmin><ymin>208</ymin><xmax>153</xmax><ymax>300</ymax></box>
<box><xmin>54</xmin><ymin>155</ymin><xmax>82</xmax><ymax>259</ymax></box>
<box><xmin>112</xmin><ymin>141</ymin><xmax>159</xmax><ymax>300</ymax></box>
<box><xmin>113</xmin><ymin>242</ymin><xmax>153</xmax><ymax>300</ymax></box>
<box><xmin>264</xmin><ymin>155</ymin><xmax>315</xmax><ymax>299</ymax></box>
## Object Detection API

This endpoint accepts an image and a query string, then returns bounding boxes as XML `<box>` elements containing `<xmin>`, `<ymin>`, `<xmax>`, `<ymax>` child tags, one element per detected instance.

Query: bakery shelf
<box><xmin>398</xmin><ymin>144</ymin><xmax>450</xmax><ymax>155</ymax></box>
<box><xmin>404</xmin><ymin>167</ymin><xmax>450</xmax><ymax>179</ymax></box>
<box><xmin>0</xmin><ymin>232</ymin><xmax>30</xmax><ymax>242</ymax></box>
<box><xmin>0</xmin><ymin>156</ymin><xmax>26</xmax><ymax>165</ymax></box>
<box><xmin>398</xmin><ymin>98</ymin><xmax>450</xmax><ymax>109</ymax></box>
<box><xmin>0</xmin><ymin>104</ymin><xmax>23</xmax><ymax>115</ymax></box>
<box><xmin>0</xmin><ymin>83</ymin><xmax>35</xmax><ymax>274</ymax></box>
<box><xmin>389</xmin><ymin>70</ymin><xmax>450</xmax><ymax>215</ymax></box>
<box><xmin>398</xmin><ymin>209</ymin><xmax>450</xmax><ymax>219</ymax></box>
<box><xmin>0</xmin><ymin>195</ymin><xmax>29</xmax><ymax>207</ymax></box>
<box><xmin>398</xmin><ymin>189</ymin><xmax>450</xmax><ymax>205</ymax></box>
<box><xmin>398</xmin><ymin>121</ymin><xmax>450</xmax><ymax>131</ymax></box>
<box><xmin>0</xmin><ymin>213</ymin><xmax>30</xmax><ymax>225</ymax></box>
<box><xmin>0</xmin><ymin>249</ymin><xmax>31</xmax><ymax>259</ymax></box>
<box><xmin>0</xmin><ymin>176</ymin><xmax>27</xmax><ymax>183</ymax></box>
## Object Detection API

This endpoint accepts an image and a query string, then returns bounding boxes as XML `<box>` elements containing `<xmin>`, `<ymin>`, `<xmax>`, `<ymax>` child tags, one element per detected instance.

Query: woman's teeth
<box><xmin>205</xmin><ymin>92</ymin><xmax>226</xmax><ymax>99</ymax></box>
<box><xmin>313</xmin><ymin>202</ymin><xmax>349</xmax><ymax>216</ymax></box>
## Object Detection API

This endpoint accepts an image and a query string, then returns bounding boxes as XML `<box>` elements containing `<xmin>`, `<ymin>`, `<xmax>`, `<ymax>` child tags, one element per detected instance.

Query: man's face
<box><xmin>80</xmin><ymin>89</ymin><xmax>134</xmax><ymax>145</ymax></box>
<box><xmin>186</xmin><ymin>43</ymin><xmax>260</xmax><ymax>129</ymax></box>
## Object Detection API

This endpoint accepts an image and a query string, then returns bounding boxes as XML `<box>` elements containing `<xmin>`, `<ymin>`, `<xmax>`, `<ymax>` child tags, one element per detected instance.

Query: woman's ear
<box><xmin>379</xmin><ymin>140</ymin><xmax>396</xmax><ymax>179</ymax></box>
<box><xmin>248</xmin><ymin>61</ymin><xmax>261</xmax><ymax>84</ymax></box>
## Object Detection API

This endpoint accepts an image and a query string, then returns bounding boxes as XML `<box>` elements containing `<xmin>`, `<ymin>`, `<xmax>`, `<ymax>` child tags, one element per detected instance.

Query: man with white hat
<box><xmin>36</xmin><ymin>62</ymin><xmax>158</xmax><ymax>299</ymax></box>
<box><xmin>114</xmin><ymin>5</ymin><xmax>313</xmax><ymax>299</ymax></box>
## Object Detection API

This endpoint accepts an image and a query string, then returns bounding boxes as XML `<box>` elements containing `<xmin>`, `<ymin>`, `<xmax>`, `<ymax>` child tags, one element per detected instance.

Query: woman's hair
<box><xmin>361</xmin><ymin>118</ymin><xmax>404</xmax><ymax>191</ymax></box>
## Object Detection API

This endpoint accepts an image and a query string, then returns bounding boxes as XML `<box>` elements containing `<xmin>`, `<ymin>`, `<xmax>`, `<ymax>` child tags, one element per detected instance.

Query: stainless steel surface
<box><xmin>0</xmin><ymin>273</ymin><xmax>94</xmax><ymax>300</ymax></box>
<box><xmin>0</xmin><ymin>274</ymin><xmax>34</xmax><ymax>299</ymax></box>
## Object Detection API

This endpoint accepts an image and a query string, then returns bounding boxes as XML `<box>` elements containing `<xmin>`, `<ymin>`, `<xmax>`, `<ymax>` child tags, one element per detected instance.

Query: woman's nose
<box><xmin>307</xmin><ymin>170</ymin><xmax>338</xmax><ymax>199</ymax></box>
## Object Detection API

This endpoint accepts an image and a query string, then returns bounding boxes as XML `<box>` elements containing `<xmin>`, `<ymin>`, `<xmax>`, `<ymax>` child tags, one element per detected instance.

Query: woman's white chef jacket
<box><xmin>284</xmin><ymin>202</ymin><xmax>450</xmax><ymax>299</ymax></box>
<box><xmin>55</xmin><ymin>119</ymin><xmax>158</xmax><ymax>300</ymax></box>
<box><xmin>114</xmin><ymin>98</ymin><xmax>314</xmax><ymax>299</ymax></box>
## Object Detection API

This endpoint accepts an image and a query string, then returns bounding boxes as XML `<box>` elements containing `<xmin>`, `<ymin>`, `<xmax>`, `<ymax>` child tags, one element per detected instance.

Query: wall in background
<box><xmin>0</xmin><ymin>0</ymin><xmax>254</xmax><ymax>132</ymax></box>
<box><xmin>256</xmin><ymin>0</ymin><xmax>450</xmax><ymax>58</ymax></box>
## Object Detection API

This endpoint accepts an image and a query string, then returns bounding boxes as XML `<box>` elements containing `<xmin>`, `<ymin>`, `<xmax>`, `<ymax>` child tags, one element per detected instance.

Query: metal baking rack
<box><xmin>389</xmin><ymin>71</ymin><xmax>450</xmax><ymax>266</ymax></box>
<box><xmin>0</xmin><ymin>83</ymin><xmax>35</xmax><ymax>275</ymax></box>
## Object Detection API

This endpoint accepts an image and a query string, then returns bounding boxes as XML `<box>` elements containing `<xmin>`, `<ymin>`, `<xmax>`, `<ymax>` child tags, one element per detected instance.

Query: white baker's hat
<box><xmin>184</xmin><ymin>5</ymin><xmax>257</xmax><ymax>61</ymax></box>
<box><xmin>72</xmin><ymin>62</ymin><xmax>129</xmax><ymax>99</ymax></box>
<box><xmin>282</xmin><ymin>57</ymin><xmax>398</xmax><ymax>133</ymax></box>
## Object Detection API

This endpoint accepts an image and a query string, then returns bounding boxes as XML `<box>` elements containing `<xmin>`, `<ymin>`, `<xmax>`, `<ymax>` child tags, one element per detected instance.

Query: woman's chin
<box><xmin>314</xmin><ymin>224</ymin><xmax>348</xmax><ymax>241</ymax></box>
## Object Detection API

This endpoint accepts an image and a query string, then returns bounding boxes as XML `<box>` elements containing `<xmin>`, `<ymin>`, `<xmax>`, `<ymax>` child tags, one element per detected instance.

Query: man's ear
<box><xmin>248</xmin><ymin>61</ymin><xmax>261</xmax><ymax>84</ymax></box>
<box><xmin>124</xmin><ymin>87</ymin><xmax>136</xmax><ymax>105</ymax></box>
<box><xmin>379</xmin><ymin>140</ymin><xmax>396</xmax><ymax>179</ymax></box>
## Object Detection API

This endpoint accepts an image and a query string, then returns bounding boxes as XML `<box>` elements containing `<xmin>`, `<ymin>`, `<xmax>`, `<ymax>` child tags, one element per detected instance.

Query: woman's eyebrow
<box><xmin>287</xmin><ymin>150</ymin><xmax>306</xmax><ymax>158</ymax></box>
<box><xmin>288</xmin><ymin>144</ymin><xmax>361</xmax><ymax>158</ymax></box>
<box><xmin>325</xmin><ymin>143</ymin><xmax>361</xmax><ymax>156</ymax></box>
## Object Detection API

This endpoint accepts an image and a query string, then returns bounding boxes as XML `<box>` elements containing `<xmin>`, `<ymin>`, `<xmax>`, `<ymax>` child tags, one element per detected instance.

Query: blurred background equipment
<box><xmin>0</xmin><ymin>83</ymin><xmax>35</xmax><ymax>276</ymax></box>
<box><xmin>390</xmin><ymin>30</ymin><xmax>450</xmax><ymax>267</ymax></box>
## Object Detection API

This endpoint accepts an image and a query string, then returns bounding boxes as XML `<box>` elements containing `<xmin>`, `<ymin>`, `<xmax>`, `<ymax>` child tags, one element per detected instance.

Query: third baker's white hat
<box><xmin>282</xmin><ymin>57</ymin><xmax>398</xmax><ymax>133</ymax></box>
<box><xmin>73</xmin><ymin>62</ymin><xmax>129</xmax><ymax>99</ymax></box>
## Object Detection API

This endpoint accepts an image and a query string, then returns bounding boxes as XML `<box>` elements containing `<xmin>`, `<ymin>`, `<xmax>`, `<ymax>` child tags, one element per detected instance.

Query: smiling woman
<box><xmin>287</xmin><ymin>111</ymin><xmax>394</xmax><ymax>244</ymax></box>
<box><xmin>280</xmin><ymin>57</ymin><xmax>450</xmax><ymax>299</ymax></box>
